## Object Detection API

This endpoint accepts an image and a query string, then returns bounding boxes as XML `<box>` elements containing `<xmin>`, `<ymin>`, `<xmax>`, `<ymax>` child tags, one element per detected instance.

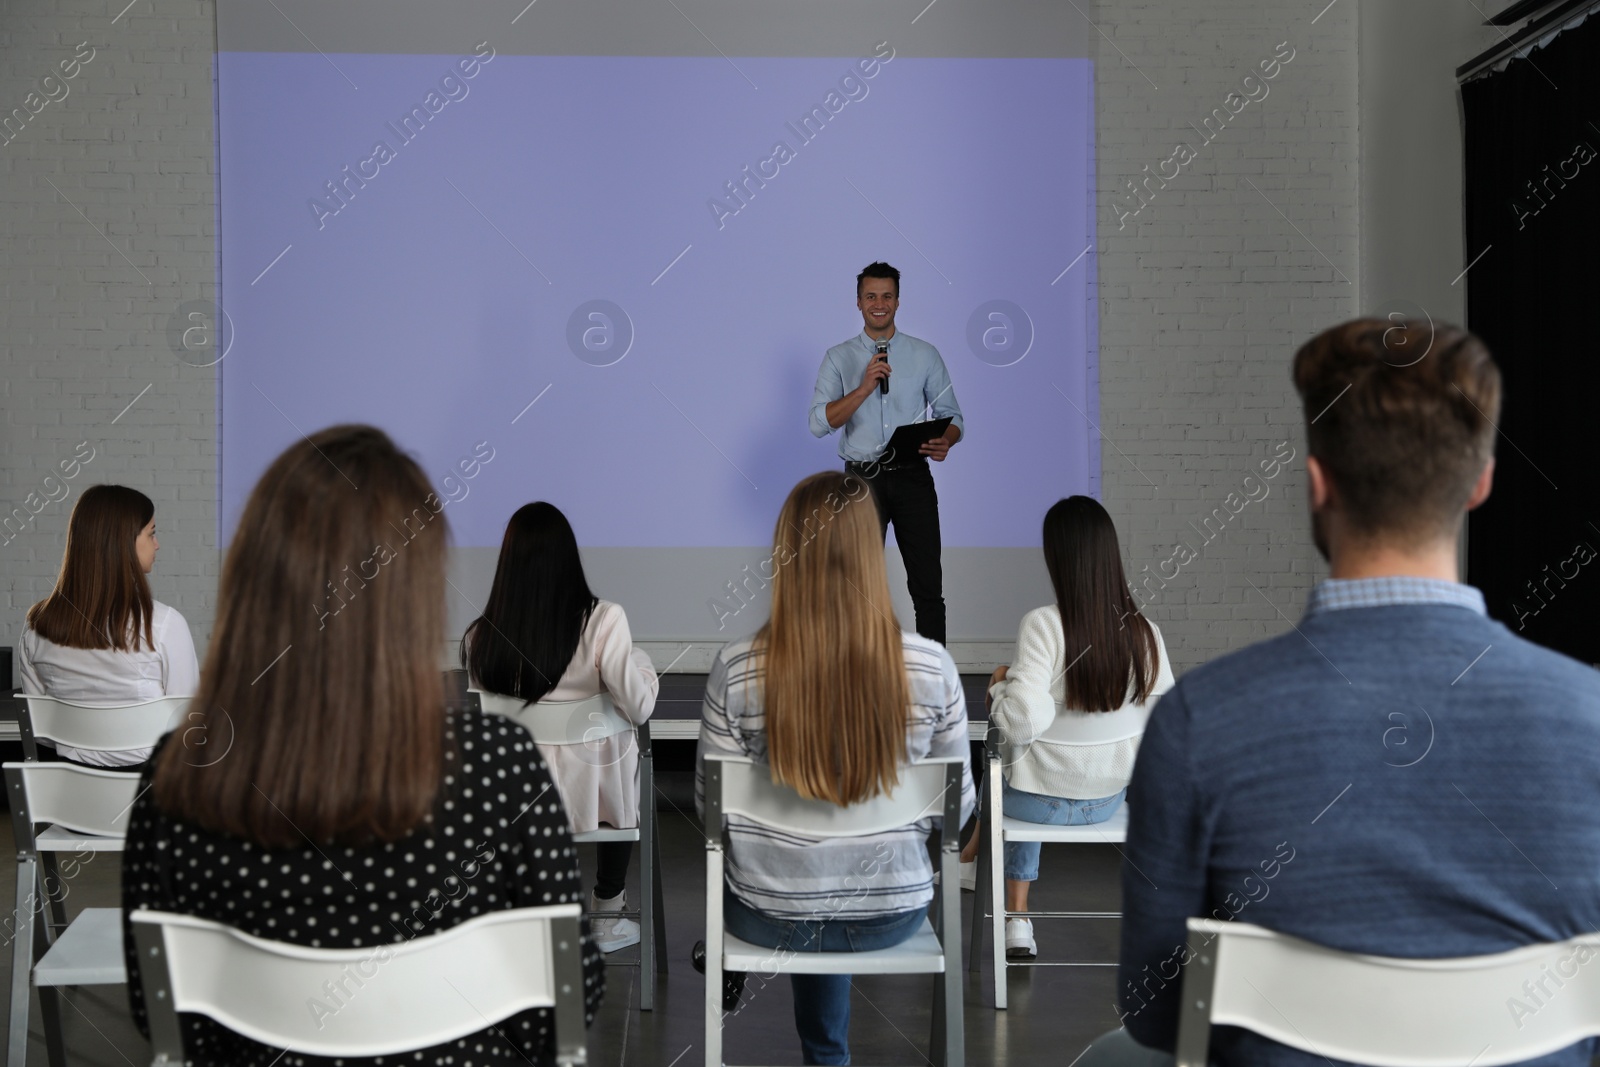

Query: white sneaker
<box><xmin>959</xmin><ymin>860</ymin><xmax>977</xmax><ymax>893</ymax></box>
<box><xmin>1004</xmin><ymin>917</ymin><xmax>1036</xmax><ymax>960</ymax></box>
<box><xmin>589</xmin><ymin>890</ymin><xmax>641</xmax><ymax>954</ymax></box>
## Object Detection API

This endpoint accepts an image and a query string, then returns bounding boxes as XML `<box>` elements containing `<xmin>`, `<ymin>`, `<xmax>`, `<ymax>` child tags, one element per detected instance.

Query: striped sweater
<box><xmin>695</xmin><ymin>631</ymin><xmax>977</xmax><ymax>920</ymax></box>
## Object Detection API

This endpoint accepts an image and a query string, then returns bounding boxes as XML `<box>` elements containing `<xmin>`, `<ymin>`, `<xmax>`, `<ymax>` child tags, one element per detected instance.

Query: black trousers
<box><xmin>847</xmin><ymin>459</ymin><xmax>946</xmax><ymax>645</ymax></box>
<box><xmin>594</xmin><ymin>840</ymin><xmax>632</xmax><ymax>900</ymax></box>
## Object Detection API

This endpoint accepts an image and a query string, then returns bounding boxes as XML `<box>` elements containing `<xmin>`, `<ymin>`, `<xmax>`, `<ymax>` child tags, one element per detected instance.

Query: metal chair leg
<box><xmin>704</xmin><ymin>853</ymin><xmax>725</xmax><ymax>1067</ymax></box>
<box><xmin>941</xmin><ymin>846</ymin><xmax>965</xmax><ymax>1067</ymax></box>
<box><xmin>967</xmin><ymin>782</ymin><xmax>989</xmax><ymax>975</ymax></box>
<box><xmin>639</xmin><ymin>755</ymin><xmax>655</xmax><ymax>1012</ymax></box>
<box><xmin>8</xmin><ymin>859</ymin><xmax>37</xmax><ymax>1067</ymax></box>
<box><xmin>38</xmin><ymin>854</ymin><xmax>65</xmax><ymax>945</ymax></box>
<box><xmin>651</xmin><ymin>799</ymin><xmax>668</xmax><ymax>974</ymax></box>
<box><xmin>988</xmin><ymin>761</ymin><xmax>1008</xmax><ymax>1010</ymax></box>
<box><xmin>38</xmin><ymin>985</ymin><xmax>66</xmax><ymax>1067</ymax></box>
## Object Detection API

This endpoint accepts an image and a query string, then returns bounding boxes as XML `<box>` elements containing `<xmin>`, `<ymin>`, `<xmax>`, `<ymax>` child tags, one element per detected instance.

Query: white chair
<box><xmin>17</xmin><ymin>694</ymin><xmax>189</xmax><ymax>765</ymax></box>
<box><xmin>16</xmin><ymin>693</ymin><xmax>188</xmax><ymax>943</ymax></box>
<box><xmin>1175</xmin><ymin>916</ymin><xmax>1600</xmax><ymax>1066</ymax></box>
<box><xmin>5</xmin><ymin>762</ymin><xmax>143</xmax><ymax>1067</ymax></box>
<box><xmin>701</xmin><ymin>754</ymin><xmax>966</xmax><ymax>1067</ymax></box>
<box><xmin>968</xmin><ymin>709</ymin><xmax>1144</xmax><ymax>1009</ymax></box>
<box><xmin>130</xmin><ymin>904</ymin><xmax>589</xmax><ymax>1065</ymax></box>
<box><xmin>472</xmin><ymin>690</ymin><xmax>667</xmax><ymax>1010</ymax></box>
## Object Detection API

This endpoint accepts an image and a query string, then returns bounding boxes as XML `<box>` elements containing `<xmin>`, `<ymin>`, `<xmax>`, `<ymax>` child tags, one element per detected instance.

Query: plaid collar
<box><xmin>1304</xmin><ymin>576</ymin><xmax>1487</xmax><ymax>617</ymax></box>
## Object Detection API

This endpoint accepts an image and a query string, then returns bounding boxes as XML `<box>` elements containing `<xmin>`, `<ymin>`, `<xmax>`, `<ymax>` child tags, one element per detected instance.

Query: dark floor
<box><xmin>0</xmin><ymin>788</ymin><xmax>1129</xmax><ymax>1066</ymax></box>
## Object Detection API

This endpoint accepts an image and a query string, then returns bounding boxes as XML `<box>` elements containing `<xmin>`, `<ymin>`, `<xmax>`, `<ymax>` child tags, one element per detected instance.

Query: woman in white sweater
<box><xmin>462</xmin><ymin>501</ymin><xmax>658</xmax><ymax>953</ymax></box>
<box><xmin>960</xmin><ymin>496</ymin><xmax>1173</xmax><ymax>959</ymax></box>
<box><xmin>19</xmin><ymin>485</ymin><xmax>198</xmax><ymax>767</ymax></box>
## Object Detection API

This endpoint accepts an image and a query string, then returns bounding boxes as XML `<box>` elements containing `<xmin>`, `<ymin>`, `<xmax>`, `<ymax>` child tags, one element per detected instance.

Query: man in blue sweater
<box><xmin>1085</xmin><ymin>319</ymin><xmax>1600</xmax><ymax>1065</ymax></box>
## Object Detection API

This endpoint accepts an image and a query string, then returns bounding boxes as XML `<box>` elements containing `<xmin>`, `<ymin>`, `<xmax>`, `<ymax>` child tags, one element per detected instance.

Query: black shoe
<box><xmin>691</xmin><ymin>939</ymin><xmax>748</xmax><ymax>1011</ymax></box>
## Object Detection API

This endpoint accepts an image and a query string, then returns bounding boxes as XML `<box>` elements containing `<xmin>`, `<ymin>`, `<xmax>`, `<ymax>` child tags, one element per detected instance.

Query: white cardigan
<box><xmin>987</xmin><ymin>605</ymin><xmax>1174</xmax><ymax>799</ymax></box>
<box><xmin>474</xmin><ymin>600</ymin><xmax>658</xmax><ymax>834</ymax></box>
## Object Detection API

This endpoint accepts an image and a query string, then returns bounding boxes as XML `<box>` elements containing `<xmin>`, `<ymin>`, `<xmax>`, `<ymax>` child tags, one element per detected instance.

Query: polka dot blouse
<box><xmin>121</xmin><ymin>709</ymin><xmax>605</xmax><ymax>1066</ymax></box>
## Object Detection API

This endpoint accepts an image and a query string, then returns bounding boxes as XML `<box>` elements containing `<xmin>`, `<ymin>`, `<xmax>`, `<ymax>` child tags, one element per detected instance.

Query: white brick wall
<box><xmin>1</xmin><ymin>0</ymin><xmax>1456</xmax><ymax>676</ymax></box>
<box><xmin>1093</xmin><ymin>0</ymin><xmax>1359</xmax><ymax>670</ymax></box>
<box><xmin>0</xmin><ymin>0</ymin><xmax>221</xmax><ymax>668</ymax></box>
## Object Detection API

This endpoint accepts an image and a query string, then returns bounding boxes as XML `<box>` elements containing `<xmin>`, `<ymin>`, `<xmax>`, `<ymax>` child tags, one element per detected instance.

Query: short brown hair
<box><xmin>1293</xmin><ymin>319</ymin><xmax>1501</xmax><ymax>544</ymax></box>
<box><xmin>153</xmin><ymin>425</ymin><xmax>448</xmax><ymax>847</ymax></box>
<box><xmin>856</xmin><ymin>261</ymin><xmax>900</xmax><ymax>297</ymax></box>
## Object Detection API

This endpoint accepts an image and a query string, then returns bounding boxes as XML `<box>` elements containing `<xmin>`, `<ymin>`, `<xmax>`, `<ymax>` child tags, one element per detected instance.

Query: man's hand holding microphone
<box><xmin>860</xmin><ymin>339</ymin><xmax>891</xmax><ymax>396</ymax></box>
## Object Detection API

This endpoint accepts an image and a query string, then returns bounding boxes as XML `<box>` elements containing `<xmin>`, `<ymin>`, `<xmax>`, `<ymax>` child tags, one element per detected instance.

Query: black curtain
<box><xmin>1462</xmin><ymin>12</ymin><xmax>1600</xmax><ymax>665</ymax></box>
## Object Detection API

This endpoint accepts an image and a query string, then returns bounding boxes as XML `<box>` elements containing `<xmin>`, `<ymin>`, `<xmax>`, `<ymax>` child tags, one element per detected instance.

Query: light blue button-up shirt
<box><xmin>808</xmin><ymin>330</ymin><xmax>966</xmax><ymax>463</ymax></box>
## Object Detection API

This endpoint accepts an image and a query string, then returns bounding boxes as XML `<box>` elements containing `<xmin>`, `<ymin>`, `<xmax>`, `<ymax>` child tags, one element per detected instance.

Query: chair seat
<box><xmin>38</xmin><ymin>825</ymin><xmax>128</xmax><ymax>852</ymax></box>
<box><xmin>572</xmin><ymin>827</ymin><xmax>640</xmax><ymax>844</ymax></box>
<box><xmin>980</xmin><ymin>783</ymin><xmax>1130</xmax><ymax>1008</ymax></box>
<box><xmin>1000</xmin><ymin>806</ymin><xmax>1128</xmax><ymax>844</ymax></box>
<box><xmin>35</xmin><ymin>907</ymin><xmax>127</xmax><ymax>986</ymax></box>
<box><xmin>723</xmin><ymin>917</ymin><xmax>946</xmax><ymax>975</ymax></box>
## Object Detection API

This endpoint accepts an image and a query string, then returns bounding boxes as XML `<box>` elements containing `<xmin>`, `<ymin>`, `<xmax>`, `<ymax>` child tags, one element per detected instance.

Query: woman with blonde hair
<box><xmin>19</xmin><ymin>484</ymin><xmax>197</xmax><ymax>766</ymax></box>
<box><xmin>695</xmin><ymin>470</ymin><xmax>975</xmax><ymax>1066</ymax></box>
<box><xmin>121</xmin><ymin>425</ymin><xmax>603</xmax><ymax>1066</ymax></box>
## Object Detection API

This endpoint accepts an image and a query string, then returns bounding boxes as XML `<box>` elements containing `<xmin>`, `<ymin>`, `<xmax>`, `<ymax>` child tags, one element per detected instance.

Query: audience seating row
<box><xmin>10</xmin><ymin>692</ymin><xmax>1600</xmax><ymax>1067</ymax></box>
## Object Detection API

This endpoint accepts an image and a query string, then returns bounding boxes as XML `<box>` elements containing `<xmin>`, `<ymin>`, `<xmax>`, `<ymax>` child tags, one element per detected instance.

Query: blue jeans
<box><xmin>723</xmin><ymin>887</ymin><xmax>926</xmax><ymax>1065</ymax></box>
<box><xmin>1002</xmin><ymin>778</ymin><xmax>1126</xmax><ymax>881</ymax></box>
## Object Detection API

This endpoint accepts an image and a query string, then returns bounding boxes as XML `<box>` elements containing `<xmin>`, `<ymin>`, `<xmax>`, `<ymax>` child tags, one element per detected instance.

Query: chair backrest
<box><xmin>473</xmin><ymin>690</ymin><xmax>633</xmax><ymax>746</ymax></box>
<box><xmin>703</xmin><ymin>755</ymin><xmax>963</xmax><ymax>842</ymax></box>
<box><xmin>4</xmin><ymin>762</ymin><xmax>143</xmax><ymax>849</ymax></box>
<box><xmin>130</xmin><ymin>905</ymin><xmax>589</xmax><ymax>1064</ymax></box>
<box><xmin>1034</xmin><ymin>700</ymin><xmax>1149</xmax><ymax>746</ymax></box>
<box><xmin>1176</xmin><ymin>918</ymin><xmax>1600</xmax><ymax>1067</ymax></box>
<box><xmin>19</xmin><ymin>693</ymin><xmax>189</xmax><ymax>757</ymax></box>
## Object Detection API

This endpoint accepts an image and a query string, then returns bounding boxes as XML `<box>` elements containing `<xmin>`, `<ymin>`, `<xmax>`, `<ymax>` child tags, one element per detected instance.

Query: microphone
<box><xmin>875</xmin><ymin>339</ymin><xmax>889</xmax><ymax>395</ymax></box>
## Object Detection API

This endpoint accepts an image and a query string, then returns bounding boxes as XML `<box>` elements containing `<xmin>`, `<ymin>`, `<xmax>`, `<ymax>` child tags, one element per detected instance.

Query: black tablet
<box><xmin>882</xmin><ymin>417</ymin><xmax>953</xmax><ymax>463</ymax></box>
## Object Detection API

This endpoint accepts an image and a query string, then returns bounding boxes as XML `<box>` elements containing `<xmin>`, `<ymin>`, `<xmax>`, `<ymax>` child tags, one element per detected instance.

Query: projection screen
<box><xmin>214</xmin><ymin>1</ymin><xmax>1098</xmax><ymax>649</ymax></box>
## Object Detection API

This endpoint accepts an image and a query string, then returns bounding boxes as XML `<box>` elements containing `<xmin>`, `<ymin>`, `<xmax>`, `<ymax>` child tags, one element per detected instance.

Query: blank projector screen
<box><xmin>214</xmin><ymin>1</ymin><xmax>1097</xmax><ymax>645</ymax></box>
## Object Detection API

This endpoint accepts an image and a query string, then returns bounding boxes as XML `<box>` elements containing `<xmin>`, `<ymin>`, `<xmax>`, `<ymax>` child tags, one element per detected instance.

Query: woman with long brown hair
<box><xmin>19</xmin><ymin>484</ymin><xmax>198</xmax><ymax>766</ymax></box>
<box><xmin>120</xmin><ymin>425</ymin><xmax>603</xmax><ymax>1066</ymax></box>
<box><xmin>960</xmin><ymin>495</ymin><xmax>1174</xmax><ymax>960</ymax></box>
<box><xmin>694</xmin><ymin>470</ymin><xmax>975</xmax><ymax>1066</ymax></box>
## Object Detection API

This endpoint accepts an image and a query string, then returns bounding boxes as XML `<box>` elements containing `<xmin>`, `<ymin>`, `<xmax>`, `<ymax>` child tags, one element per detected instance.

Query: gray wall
<box><xmin>1</xmin><ymin>0</ymin><xmax>1512</xmax><ymax>675</ymax></box>
<box><xmin>1358</xmin><ymin>0</ymin><xmax>1502</xmax><ymax>324</ymax></box>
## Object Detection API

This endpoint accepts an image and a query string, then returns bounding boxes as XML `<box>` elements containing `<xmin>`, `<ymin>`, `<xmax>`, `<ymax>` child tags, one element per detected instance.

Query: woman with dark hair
<box><xmin>121</xmin><ymin>426</ymin><xmax>603</xmax><ymax>1066</ymax></box>
<box><xmin>19</xmin><ymin>484</ymin><xmax>198</xmax><ymax>766</ymax></box>
<box><xmin>959</xmin><ymin>495</ymin><xmax>1173</xmax><ymax>960</ymax></box>
<box><xmin>463</xmin><ymin>501</ymin><xmax>659</xmax><ymax>953</ymax></box>
<box><xmin>695</xmin><ymin>471</ymin><xmax>975</xmax><ymax>1066</ymax></box>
